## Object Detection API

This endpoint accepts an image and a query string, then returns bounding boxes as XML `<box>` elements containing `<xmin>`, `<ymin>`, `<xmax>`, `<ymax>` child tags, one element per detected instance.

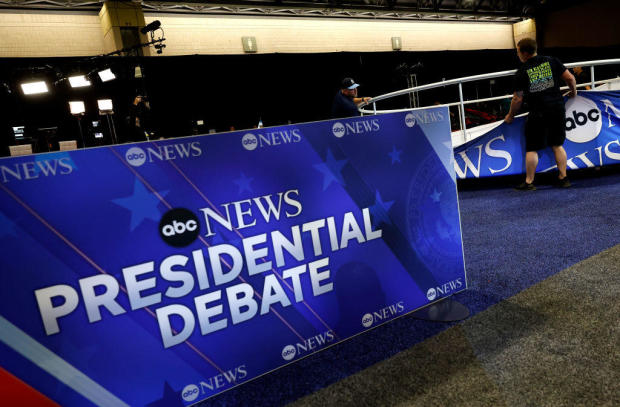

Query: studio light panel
<box><xmin>21</xmin><ymin>81</ymin><xmax>49</xmax><ymax>95</ymax></box>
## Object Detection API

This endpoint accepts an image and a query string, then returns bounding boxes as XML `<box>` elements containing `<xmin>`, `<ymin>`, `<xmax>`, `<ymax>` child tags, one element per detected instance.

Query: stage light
<box><xmin>68</xmin><ymin>75</ymin><xmax>91</xmax><ymax>88</ymax></box>
<box><xmin>98</xmin><ymin>68</ymin><xmax>116</xmax><ymax>82</ymax></box>
<box><xmin>21</xmin><ymin>81</ymin><xmax>49</xmax><ymax>95</ymax></box>
<box><xmin>140</xmin><ymin>20</ymin><xmax>161</xmax><ymax>35</ymax></box>
<box><xmin>97</xmin><ymin>99</ymin><xmax>113</xmax><ymax>113</ymax></box>
<box><xmin>69</xmin><ymin>101</ymin><xmax>85</xmax><ymax>115</ymax></box>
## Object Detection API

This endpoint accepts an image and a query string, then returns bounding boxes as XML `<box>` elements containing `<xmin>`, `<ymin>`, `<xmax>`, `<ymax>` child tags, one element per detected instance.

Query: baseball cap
<box><xmin>341</xmin><ymin>77</ymin><xmax>360</xmax><ymax>90</ymax></box>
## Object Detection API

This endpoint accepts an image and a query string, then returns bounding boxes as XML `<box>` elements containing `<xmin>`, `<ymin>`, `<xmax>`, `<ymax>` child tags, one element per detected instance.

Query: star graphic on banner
<box><xmin>0</xmin><ymin>210</ymin><xmax>18</xmax><ymax>237</ymax></box>
<box><xmin>146</xmin><ymin>381</ymin><xmax>184</xmax><ymax>407</ymax></box>
<box><xmin>369</xmin><ymin>190</ymin><xmax>394</xmax><ymax>228</ymax></box>
<box><xmin>111</xmin><ymin>178</ymin><xmax>169</xmax><ymax>231</ymax></box>
<box><xmin>313</xmin><ymin>149</ymin><xmax>348</xmax><ymax>191</ymax></box>
<box><xmin>388</xmin><ymin>145</ymin><xmax>402</xmax><ymax>164</ymax></box>
<box><xmin>430</xmin><ymin>189</ymin><xmax>442</xmax><ymax>203</ymax></box>
<box><xmin>233</xmin><ymin>172</ymin><xmax>254</xmax><ymax>194</ymax></box>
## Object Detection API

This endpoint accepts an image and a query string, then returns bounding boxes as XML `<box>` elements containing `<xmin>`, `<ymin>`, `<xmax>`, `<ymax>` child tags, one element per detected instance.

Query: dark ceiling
<box><xmin>0</xmin><ymin>0</ymin><xmax>595</xmax><ymax>19</ymax></box>
<box><xmin>144</xmin><ymin>0</ymin><xmax>592</xmax><ymax>17</ymax></box>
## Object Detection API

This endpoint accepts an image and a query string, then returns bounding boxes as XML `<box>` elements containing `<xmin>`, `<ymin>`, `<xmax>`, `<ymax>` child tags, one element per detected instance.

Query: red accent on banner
<box><xmin>0</xmin><ymin>366</ymin><xmax>59</xmax><ymax>407</ymax></box>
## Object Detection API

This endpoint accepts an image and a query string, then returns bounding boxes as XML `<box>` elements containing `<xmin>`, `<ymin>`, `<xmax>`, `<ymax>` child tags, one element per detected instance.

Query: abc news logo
<box><xmin>281</xmin><ymin>345</ymin><xmax>297</xmax><ymax>361</ymax></box>
<box><xmin>181</xmin><ymin>384</ymin><xmax>200</xmax><ymax>402</ymax></box>
<box><xmin>564</xmin><ymin>96</ymin><xmax>602</xmax><ymax>144</ymax></box>
<box><xmin>125</xmin><ymin>147</ymin><xmax>147</xmax><ymax>167</ymax></box>
<box><xmin>241</xmin><ymin>129</ymin><xmax>302</xmax><ymax>151</ymax></box>
<box><xmin>361</xmin><ymin>301</ymin><xmax>405</xmax><ymax>328</ymax></box>
<box><xmin>405</xmin><ymin>110</ymin><xmax>444</xmax><ymax>128</ymax></box>
<box><xmin>242</xmin><ymin>133</ymin><xmax>258</xmax><ymax>150</ymax></box>
<box><xmin>405</xmin><ymin>113</ymin><xmax>416</xmax><ymax>128</ymax></box>
<box><xmin>0</xmin><ymin>157</ymin><xmax>73</xmax><ymax>184</ymax></box>
<box><xmin>361</xmin><ymin>313</ymin><xmax>374</xmax><ymax>328</ymax></box>
<box><xmin>565</xmin><ymin>109</ymin><xmax>599</xmax><ymax>130</ymax></box>
<box><xmin>331</xmin><ymin>119</ymin><xmax>380</xmax><ymax>138</ymax></box>
<box><xmin>124</xmin><ymin>142</ymin><xmax>202</xmax><ymax>167</ymax></box>
<box><xmin>181</xmin><ymin>365</ymin><xmax>248</xmax><ymax>402</ymax></box>
<box><xmin>281</xmin><ymin>331</ymin><xmax>335</xmax><ymax>361</ymax></box>
<box><xmin>159</xmin><ymin>208</ymin><xmax>200</xmax><ymax>247</ymax></box>
<box><xmin>426</xmin><ymin>288</ymin><xmax>437</xmax><ymax>301</ymax></box>
<box><xmin>427</xmin><ymin>278</ymin><xmax>464</xmax><ymax>301</ymax></box>
<box><xmin>332</xmin><ymin>122</ymin><xmax>346</xmax><ymax>138</ymax></box>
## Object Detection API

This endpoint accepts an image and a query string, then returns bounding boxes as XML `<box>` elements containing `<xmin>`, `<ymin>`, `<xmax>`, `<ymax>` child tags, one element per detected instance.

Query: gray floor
<box><xmin>290</xmin><ymin>244</ymin><xmax>620</xmax><ymax>407</ymax></box>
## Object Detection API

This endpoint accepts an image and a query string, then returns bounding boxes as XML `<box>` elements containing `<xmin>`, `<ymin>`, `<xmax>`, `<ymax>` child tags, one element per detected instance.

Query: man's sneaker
<box><xmin>557</xmin><ymin>177</ymin><xmax>571</xmax><ymax>188</ymax></box>
<box><xmin>515</xmin><ymin>182</ymin><xmax>536</xmax><ymax>191</ymax></box>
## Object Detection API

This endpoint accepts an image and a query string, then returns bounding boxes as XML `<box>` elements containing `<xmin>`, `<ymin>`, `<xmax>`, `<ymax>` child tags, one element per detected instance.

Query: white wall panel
<box><xmin>0</xmin><ymin>10</ymin><xmax>105</xmax><ymax>57</ymax></box>
<box><xmin>0</xmin><ymin>9</ymin><xmax>514</xmax><ymax>57</ymax></box>
<box><xmin>146</xmin><ymin>14</ymin><xmax>514</xmax><ymax>55</ymax></box>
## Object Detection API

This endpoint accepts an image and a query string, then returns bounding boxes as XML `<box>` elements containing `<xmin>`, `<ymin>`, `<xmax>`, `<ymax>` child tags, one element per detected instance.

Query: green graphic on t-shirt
<box><xmin>526</xmin><ymin>61</ymin><xmax>554</xmax><ymax>92</ymax></box>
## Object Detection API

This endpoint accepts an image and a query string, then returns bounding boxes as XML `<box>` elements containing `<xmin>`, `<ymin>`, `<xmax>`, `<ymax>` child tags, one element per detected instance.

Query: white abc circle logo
<box><xmin>242</xmin><ymin>133</ymin><xmax>258</xmax><ymax>150</ymax></box>
<box><xmin>281</xmin><ymin>345</ymin><xmax>296</xmax><ymax>361</ymax></box>
<box><xmin>332</xmin><ymin>122</ymin><xmax>346</xmax><ymax>138</ymax></box>
<box><xmin>125</xmin><ymin>147</ymin><xmax>146</xmax><ymax>167</ymax></box>
<box><xmin>361</xmin><ymin>313</ymin><xmax>374</xmax><ymax>328</ymax></box>
<box><xmin>565</xmin><ymin>96</ymin><xmax>601</xmax><ymax>143</ymax></box>
<box><xmin>162</xmin><ymin>220</ymin><xmax>198</xmax><ymax>237</ymax></box>
<box><xmin>427</xmin><ymin>288</ymin><xmax>437</xmax><ymax>301</ymax></box>
<box><xmin>405</xmin><ymin>113</ymin><xmax>416</xmax><ymax>128</ymax></box>
<box><xmin>181</xmin><ymin>384</ymin><xmax>199</xmax><ymax>402</ymax></box>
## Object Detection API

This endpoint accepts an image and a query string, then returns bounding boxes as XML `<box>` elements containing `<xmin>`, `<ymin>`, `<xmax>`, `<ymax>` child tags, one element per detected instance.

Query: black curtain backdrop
<box><xmin>1</xmin><ymin>46</ymin><xmax>619</xmax><ymax>156</ymax></box>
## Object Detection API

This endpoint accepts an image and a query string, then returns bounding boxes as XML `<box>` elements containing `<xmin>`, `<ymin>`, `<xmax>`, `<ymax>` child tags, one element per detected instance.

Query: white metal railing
<box><xmin>360</xmin><ymin>58</ymin><xmax>620</xmax><ymax>143</ymax></box>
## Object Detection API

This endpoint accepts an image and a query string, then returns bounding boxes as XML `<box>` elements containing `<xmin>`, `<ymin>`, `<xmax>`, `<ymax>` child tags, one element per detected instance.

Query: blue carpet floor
<box><xmin>199</xmin><ymin>170</ymin><xmax>620</xmax><ymax>407</ymax></box>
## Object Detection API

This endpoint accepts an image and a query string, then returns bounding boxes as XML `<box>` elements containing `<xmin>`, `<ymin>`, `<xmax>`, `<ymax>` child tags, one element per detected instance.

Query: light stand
<box><xmin>98</xmin><ymin>99</ymin><xmax>118</xmax><ymax>144</ymax></box>
<box><xmin>396</xmin><ymin>62</ymin><xmax>423</xmax><ymax>109</ymax></box>
<box><xmin>68</xmin><ymin>101</ymin><xmax>86</xmax><ymax>148</ymax></box>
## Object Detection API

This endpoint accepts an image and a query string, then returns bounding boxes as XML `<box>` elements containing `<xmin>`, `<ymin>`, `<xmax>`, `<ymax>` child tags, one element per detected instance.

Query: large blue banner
<box><xmin>454</xmin><ymin>91</ymin><xmax>620</xmax><ymax>178</ymax></box>
<box><xmin>0</xmin><ymin>108</ymin><xmax>465</xmax><ymax>406</ymax></box>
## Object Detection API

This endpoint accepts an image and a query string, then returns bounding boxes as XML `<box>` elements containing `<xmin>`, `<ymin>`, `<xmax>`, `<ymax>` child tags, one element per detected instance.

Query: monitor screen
<box><xmin>12</xmin><ymin>126</ymin><xmax>25</xmax><ymax>140</ymax></box>
<box><xmin>94</xmin><ymin>132</ymin><xmax>104</xmax><ymax>139</ymax></box>
<box><xmin>92</xmin><ymin>121</ymin><xmax>100</xmax><ymax>127</ymax></box>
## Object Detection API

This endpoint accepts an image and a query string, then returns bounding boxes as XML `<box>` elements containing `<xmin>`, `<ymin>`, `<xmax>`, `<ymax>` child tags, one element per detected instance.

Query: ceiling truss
<box><xmin>0</xmin><ymin>0</ymin><xmax>528</xmax><ymax>21</ymax></box>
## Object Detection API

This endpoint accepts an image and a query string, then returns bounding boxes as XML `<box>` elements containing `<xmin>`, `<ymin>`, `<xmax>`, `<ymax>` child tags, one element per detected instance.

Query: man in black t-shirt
<box><xmin>331</xmin><ymin>77</ymin><xmax>371</xmax><ymax>119</ymax></box>
<box><xmin>504</xmin><ymin>38</ymin><xmax>577</xmax><ymax>190</ymax></box>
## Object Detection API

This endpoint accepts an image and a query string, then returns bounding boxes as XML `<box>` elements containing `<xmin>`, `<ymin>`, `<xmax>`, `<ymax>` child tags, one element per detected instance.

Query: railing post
<box><xmin>373</xmin><ymin>102</ymin><xmax>377</xmax><ymax>115</ymax></box>
<box><xmin>458</xmin><ymin>82</ymin><xmax>467</xmax><ymax>143</ymax></box>
<box><xmin>590</xmin><ymin>65</ymin><xmax>595</xmax><ymax>90</ymax></box>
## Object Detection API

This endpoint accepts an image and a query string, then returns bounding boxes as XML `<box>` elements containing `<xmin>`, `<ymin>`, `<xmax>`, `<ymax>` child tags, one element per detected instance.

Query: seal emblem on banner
<box><xmin>406</xmin><ymin>154</ymin><xmax>462</xmax><ymax>274</ymax></box>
